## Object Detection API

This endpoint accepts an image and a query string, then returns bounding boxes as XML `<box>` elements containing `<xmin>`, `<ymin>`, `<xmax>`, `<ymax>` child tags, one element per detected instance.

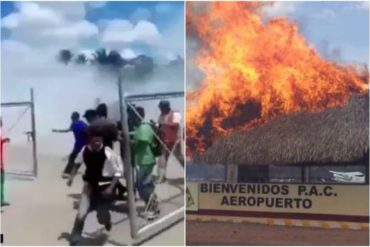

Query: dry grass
<box><xmin>197</xmin><ymin>94</ymin><xmax>369</xmax><ymax>166</ymax></box>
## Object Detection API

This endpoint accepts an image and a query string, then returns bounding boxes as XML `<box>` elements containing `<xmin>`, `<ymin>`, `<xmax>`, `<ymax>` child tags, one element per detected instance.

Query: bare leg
<box><xmin>173</xmin><ymin>141</ymin><xmax>184</xmax><ymax>168</ymax></box>
<box><xmin>156</xmin><ymin>145</ymin><xmax>171</xmax><ymax>184</ymax></box>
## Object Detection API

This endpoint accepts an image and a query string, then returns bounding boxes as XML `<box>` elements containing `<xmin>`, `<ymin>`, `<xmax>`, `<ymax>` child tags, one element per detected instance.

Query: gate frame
<box><xmin>117</xmin><ymin>74</ymin><xmax>185</xmax><ymax>242</ymax></box>
<box><xmin>1</xmin><ymin>88</ymin><xmax>38</xmax><ymax>177</ymax></box>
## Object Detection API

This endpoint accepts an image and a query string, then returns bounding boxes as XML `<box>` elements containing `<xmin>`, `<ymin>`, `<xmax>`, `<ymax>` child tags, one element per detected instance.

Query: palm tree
<box><xmin>94</xmin><ymin>49</ymin><xmax>125</xmax><ymax>67</ymax></box>
<box><xmin>58</xmin><ymin>49</ymin><xmax>73</xmax><ymax>65</ymax></box>
<box><xmin>93</xmin><ymin>49</ymin><xmax>127</xmax><ymax>74</ymax></box>
<box><xmin>75</xmin><ymin>54</ymin><xmax>87</xmax><ymax>64</ymax></box>
<box><xmin>93</xmin><ymin>48</ymin><xmax>109</xmax><ymax>65</ymax></box>
<box><xmin>131</xmin><ymin>55</ymin><xmax>154</xmax><ymax>76</ymax></box>
<box><xmin>107</xmin><ymin>50</ymin><xmax>125</xmax><ymax>68</ymax></box>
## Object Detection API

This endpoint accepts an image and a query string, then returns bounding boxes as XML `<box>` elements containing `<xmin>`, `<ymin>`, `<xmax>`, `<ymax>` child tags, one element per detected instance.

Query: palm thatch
<box><xmin>197</xmin><ymin>93</ymin><xmax>369</xmax><ymax>166</ymax></box>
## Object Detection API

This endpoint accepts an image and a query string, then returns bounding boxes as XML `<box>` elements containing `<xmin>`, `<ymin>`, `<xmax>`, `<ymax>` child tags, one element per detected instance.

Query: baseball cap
<box><xmin>83</xmin><ymin>109</ymin><xmax>97</xmax><ymax>118</ymax></box>
<box><xmin>158</xmin><ymin>100</ymin><xmax>170</xmax><ymax>108</ymax></box>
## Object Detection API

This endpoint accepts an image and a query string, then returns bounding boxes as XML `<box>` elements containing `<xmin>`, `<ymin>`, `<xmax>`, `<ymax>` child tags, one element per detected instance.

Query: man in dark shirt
<box><xmin>52</xmin><ymin>112</ymin><xmax>87</xmax><ymax>178</ymax></box>
<box><xmin>94</xmin><ymin>103</ymin><xmax>119</xmax><ymax>148</ymax></box>
<box><xmin>82</xmin><ymin>108</ymin><xmax>126</xmax><ymax>199</ymax></box>
<box><xmin>68</xmin><ymin>129</ymin><xmax>123</xmax><ymax>245</ymax></box>
<box><xmin>83</xmin><ymin>105</ymin><xmax>119</xmax><ymax>148</ymax></box>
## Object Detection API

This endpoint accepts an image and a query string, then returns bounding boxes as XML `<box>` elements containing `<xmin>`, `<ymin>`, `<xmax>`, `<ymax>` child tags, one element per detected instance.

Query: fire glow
<box><xmin>186</xmin><ymin>2</ymin><xmax>368</xmax><ymax>156</ymax></box>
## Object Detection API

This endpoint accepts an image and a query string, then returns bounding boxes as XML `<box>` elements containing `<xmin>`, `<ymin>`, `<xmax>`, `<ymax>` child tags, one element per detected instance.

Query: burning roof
<box><xmin>195</xmin><ymin>93</ymin><xmax>369</xmax><ymax>166</ymax></box>
<box><xmin>186</xmin><ymin>2</ymin><xmax>369</xmax><ymax>157</ymax></box>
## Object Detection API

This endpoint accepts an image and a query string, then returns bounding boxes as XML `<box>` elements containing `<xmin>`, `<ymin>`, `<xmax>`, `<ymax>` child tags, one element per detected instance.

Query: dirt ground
<box><xmin>186</xmin><ymin>220</ymin><xmax>369</xmax><ymax>246</ymax></box>
<box><xmin>1</xmin><ymin>143</ymin><xmax>184</xmax><ymax>246</ymax></box>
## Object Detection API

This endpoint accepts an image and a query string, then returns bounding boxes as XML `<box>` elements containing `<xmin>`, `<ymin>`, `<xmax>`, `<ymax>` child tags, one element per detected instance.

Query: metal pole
<box><xmin>125</xmin><ymin>92</ymin><xmax>184</xmax><ymax>102</ymax></box>
<box><xmin>1</xmin><ymin>101</ymin><xmax>33</xmax><ymax>107</ymax></box>
<box><xmin>136</xmin><ymin>206</ymin><xmax>184</xmax><ymax>239</ymax></box>
<box><xmin>117</xmin><ymin>72</ymin><xmax>138</xmax><ymax>239</ymax></box>
<box><xmin>30</xmin><ymin>88</ymin><xmax>38</xmax><ymax>177</ymax></box>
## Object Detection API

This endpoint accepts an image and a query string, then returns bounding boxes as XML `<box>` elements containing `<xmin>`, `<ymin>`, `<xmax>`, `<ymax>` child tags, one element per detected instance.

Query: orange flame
<box><xmin>186</xmin><ymin>2</ymin><xmax>368</xmax><ymax>156</ymax></box>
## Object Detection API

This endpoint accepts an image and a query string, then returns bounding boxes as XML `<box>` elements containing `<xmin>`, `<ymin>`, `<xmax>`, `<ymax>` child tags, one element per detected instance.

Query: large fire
<box><xmin>186</xmin><ymin>2</ymin><xmax>368</xmax><ymax>157</ymax></box>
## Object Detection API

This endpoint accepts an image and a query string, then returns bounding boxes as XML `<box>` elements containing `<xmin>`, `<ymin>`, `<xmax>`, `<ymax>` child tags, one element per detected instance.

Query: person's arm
<box><xmin>103</xmin><ymin>147</ymin><xmax>123</xmax><ymax>195</ymax></box>
<box><xmin>112</xmin><ymin>122</ymin><xmax>119</xmax><ymax>141</ymax></box>
<box><xmin>102</xmin><ymin>176</ymin><xmax>119</xmax><ymax>196</ymax></box>
<box><xmin>52</xmin><ymin>127</ymin><xmax>71</xmax><ymax>133</ymax></box>
<box><xmin>166</xmin><ymin>122</ymin><xmax>180</xmax><ymax>127</ymax></box>
<box><xmin>163</xmin><ymin>112</ymin><xmax>182</xmax><ymax>127</ymax></box>
<box><xmin>1</xmin><ymin>137</ymin><xmax>10</xmax><ymax>143</ymax></box>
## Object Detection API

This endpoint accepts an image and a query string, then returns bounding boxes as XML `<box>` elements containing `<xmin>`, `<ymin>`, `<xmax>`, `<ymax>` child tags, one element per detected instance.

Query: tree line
<box><xmin>58</xmin><ymin>48</ymin><xmax>155</xmax><ymax>75</ymax></box>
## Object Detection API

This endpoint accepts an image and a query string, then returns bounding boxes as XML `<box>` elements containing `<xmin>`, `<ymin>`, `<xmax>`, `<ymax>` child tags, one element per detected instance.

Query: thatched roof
<box><xmin>197</xmin><ymin>94</ymin><xmax>369</xmax><ymax>166</ymax></box>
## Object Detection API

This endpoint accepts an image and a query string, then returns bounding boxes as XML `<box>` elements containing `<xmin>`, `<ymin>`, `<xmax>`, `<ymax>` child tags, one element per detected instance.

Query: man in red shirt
<box><xmin>156</xmin><ymin>100</ymin><xmax>184</xmax><ymax>184</ymax></box>
<box><xmin>1</xmin><ymin>118</ymin><xmax>11</xmax><ymax>206</ymax></box>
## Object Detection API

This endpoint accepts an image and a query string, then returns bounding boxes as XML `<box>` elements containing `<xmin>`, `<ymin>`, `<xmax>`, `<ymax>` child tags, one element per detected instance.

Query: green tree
<box><xmin>75</xmin><ymin>54</ymin><xmax>87</xmax><ymax>64</ymax></box>
<box><xmin>58</xmin><ymin>49</ymin><xmax>73</xmax><ymax>65</ymax></box>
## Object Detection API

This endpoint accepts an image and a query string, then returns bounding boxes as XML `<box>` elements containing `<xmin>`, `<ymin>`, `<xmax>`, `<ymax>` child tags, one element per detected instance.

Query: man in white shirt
<box><xmin>68</xmin><ymin>129</ymin><xmax>123</xmax><ymax>245</ymax></box>
<box><xmin>157</xmin><ymin>100</ymin><xmax>184</xmax><ymax>184</ymax></box>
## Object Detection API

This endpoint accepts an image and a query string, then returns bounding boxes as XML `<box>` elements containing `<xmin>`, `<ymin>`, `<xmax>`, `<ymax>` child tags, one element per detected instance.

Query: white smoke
<box><xmin>1</xmin><ymin>41</ymin><xmax>183</xmax><ymax>155</ymax></box>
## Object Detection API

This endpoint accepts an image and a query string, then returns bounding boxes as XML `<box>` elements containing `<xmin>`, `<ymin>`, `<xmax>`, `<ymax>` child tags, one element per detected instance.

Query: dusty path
<box><xmin>186</xmin><ymin>220</ymin><xmax>369</xmax><ymax>246</ymax></box>
<box><xmin>1</xmin><ymin>145</ymin><xmax>184</xmax><ymax>246</ymax></box>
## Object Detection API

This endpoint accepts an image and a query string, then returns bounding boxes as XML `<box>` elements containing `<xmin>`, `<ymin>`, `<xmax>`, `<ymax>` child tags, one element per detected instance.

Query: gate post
<box><xmin>117</xmin><ymin>73</ymin><xmax>139</xmax><ymax>239</ymax></box>
<box><xmin>30</xmin><ymin>88</ymin><xmax>38</xmax><ymax>177</ymax></box>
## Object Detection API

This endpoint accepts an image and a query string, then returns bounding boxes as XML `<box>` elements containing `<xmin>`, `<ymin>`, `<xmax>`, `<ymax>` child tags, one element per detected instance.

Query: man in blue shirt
<box><xmin>53</xmin><ymin>112</ymin><xmax>88</xmax><ymax>178</ymax></box>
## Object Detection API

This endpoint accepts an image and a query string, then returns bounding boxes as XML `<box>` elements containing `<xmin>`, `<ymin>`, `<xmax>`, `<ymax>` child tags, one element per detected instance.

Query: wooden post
<box><xmin>226</xmin><ymin>164</ymin><xmax>238</xmax><ymax>183</ymax></box>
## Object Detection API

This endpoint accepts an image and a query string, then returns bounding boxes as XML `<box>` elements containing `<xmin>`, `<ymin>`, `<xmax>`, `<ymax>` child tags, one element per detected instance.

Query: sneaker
<box><xmin>69</xmin><ymin>235</ymin><xmax>81</xmax><ymax>246</ymax></box>
<box><xmin>144</xmin><ymin>193</ymin><xmax>160</xmax><ymax>220</ymax></box>
<box><xmin>155</xmin><ymin>177</ymin><xmax>166</xmax><ymax>184</ymax></box>
<box><xmin>105</xmin><ymin>221</ymin><xmax>112</xmax><ymax>231</ymax></box>
<box><xmin>69</xmin><ymin>240</ymin><xmax>79</xmax><ymax>246</ymax></box>
<box><xmin>146</xmin><ymin>210</ymin><xmax>159</xmax><ymax>220</ymax></box>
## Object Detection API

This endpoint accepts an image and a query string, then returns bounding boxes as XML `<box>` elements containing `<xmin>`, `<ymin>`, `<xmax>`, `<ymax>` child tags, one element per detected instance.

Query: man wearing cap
<box><xmin>78</xmin><ymin>107</ymin><xmax>126</xmax><ymax>199</ymax></box>
<box><xmin>82</xmin><ymin>105</ymin><xmax>120</xmax><ymax>148</ymax></box>
<box><xmin>157</xmin><ymin>100</ymin><xmax>184</xmax><ymax>184</ymax></box>
<box><xmin>52</xmin><ymin>112</ymin><xmax>88</xmax><ymax>178</ymax></box>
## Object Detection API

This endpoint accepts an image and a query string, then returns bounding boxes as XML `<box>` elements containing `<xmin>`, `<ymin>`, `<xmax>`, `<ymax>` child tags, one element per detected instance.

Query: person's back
<box><xmin>71</xmin><ymin>119</ymin><xmax>88</xmax><ymax>149</ymax></box>
<box><xmin>133</xmin><ymin>122</ymin><xmax>155</xmax><ymax>167</ymax></box>
<box><xmin>92</xmin><ymin>103</ymin><xmax>119</xmax><ymax>148</ymax></box>
<box><xmin>52</xmin><ymin>112</ymin><xmax>87</xmax><ymax>178</ymax></box>
<box><xmin>158</xmin><ymin>110</ymin><xmax>182</xmax><ymax>144</ymax></box>
<box><xmin>133</xmin><ymin>106</ymin><xmax>159</xmax><ymax>219</ymax></box>
<box><xmin>156</xmin><ymin>101</ymin><xmax>184</xmax><ymax>183</ymax></box>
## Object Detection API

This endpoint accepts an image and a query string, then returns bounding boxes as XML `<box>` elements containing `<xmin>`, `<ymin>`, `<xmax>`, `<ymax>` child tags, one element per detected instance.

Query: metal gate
<box><xmin>118</xmin><ymin>74</ymin><xmax>184</xmax><ymax>243</ymax></box>
<box><xmin>1</xmin><ymin>88</ymin><xmax>38</xmax><ymax>177</ymax></box>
